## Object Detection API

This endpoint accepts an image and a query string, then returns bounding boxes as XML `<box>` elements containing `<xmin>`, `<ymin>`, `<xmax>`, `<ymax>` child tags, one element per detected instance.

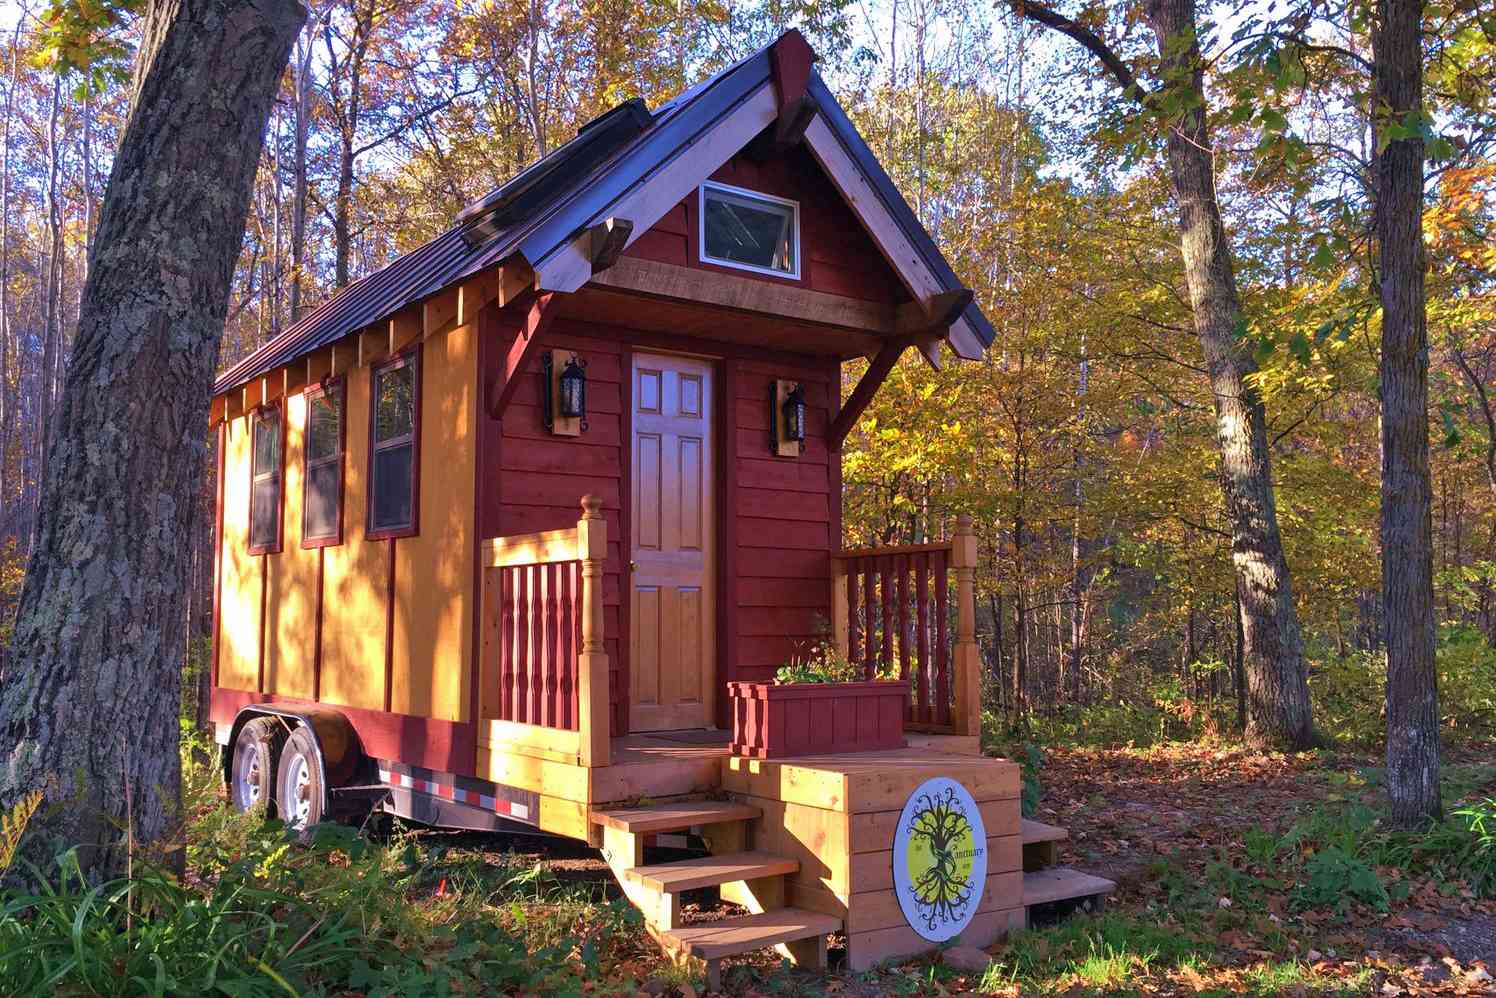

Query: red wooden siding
<box><xmin>724</xmin><ymin>355</ymin><xmax>838</xmax><ymax>698</ymax></box>
<box><xmin>482</xmin><ymin>316</ymin><xmax>628</xmax><ymax>736</ymax></box>
<box><xmin>624</xmin><ymin>145</ymin><xmax>910</xmax><ymax>306</ymax></box>
<box><xmin>484</xmin><ymin>308</ymin><xmax>841</xmax><ymax>735</ymax></box>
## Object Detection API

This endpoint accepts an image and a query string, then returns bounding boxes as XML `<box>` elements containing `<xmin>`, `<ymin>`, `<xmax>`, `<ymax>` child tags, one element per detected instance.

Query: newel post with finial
<box><xmin>577</xmin><ymin>494</ymin><xmax>611</xmax><ymax>767</ymax></box>
<box><xmin>952</xmin><ymin>513</ymin><xmax>981</xmax><ymax>738</ymax></box>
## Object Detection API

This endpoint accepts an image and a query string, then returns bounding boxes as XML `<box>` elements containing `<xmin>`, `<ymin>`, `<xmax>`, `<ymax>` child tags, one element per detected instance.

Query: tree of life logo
<box><xmin>892</xmin><ymin>777</ymin><xmax>987</xmax><ymax>942</ymax></box>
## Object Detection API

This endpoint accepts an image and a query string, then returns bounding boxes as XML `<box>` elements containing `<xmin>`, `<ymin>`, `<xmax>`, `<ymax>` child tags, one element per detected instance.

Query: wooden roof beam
<box><xmin>588</xmin><ymin>217</ymin><xmax>634</xmax><ymax>274</ymax></box>
<box><xmin>589</xmin><ymin>255</ymin><xmax>895</xmax><ymax>335</ymax></box>
<box><xmin>895</xmin><ymin>288</ymin><xmax>975</xmax><ymax>371</ymax></box>
<box><xmin>487</xmin><ymin>291</ymin><xmax>559</xmax><ymax>419</ymax></box>
<box><xmin>829</xmin><ymin>335</ymin><xmax>912</xmax><ymax>450</ymax></box>
<box><xmin>458</xmin><ymin>263</ymin><xmax>532</xmax><ymax>328</ymax></box>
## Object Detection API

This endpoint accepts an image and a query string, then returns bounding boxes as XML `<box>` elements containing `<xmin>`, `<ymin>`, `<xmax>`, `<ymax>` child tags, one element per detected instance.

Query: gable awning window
<box><xmin>249</xmin><ymin>404</ymin><xmax>283</xmax><ymax>554</ymax></box>
<box><xmin>303</xmin><ymin>379</ymin><xmax>345</xmax><ymax>546</ymax></box>
<box><xmin>699</xmin><ymin>181</ymin><xmax>799</xmax><ymax>278</ymax></box>
<box><xmin>368</xmin><ymin>350</ymin><xmax>420</xmax><ymax>538</ymax></box>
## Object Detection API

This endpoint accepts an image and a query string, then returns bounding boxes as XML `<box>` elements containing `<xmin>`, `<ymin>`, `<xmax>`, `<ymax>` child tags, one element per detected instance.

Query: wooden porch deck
<box><xmin>477</xmin><ymin>729</ymin><xmax>987</xmax><ymax>843</ymax></box>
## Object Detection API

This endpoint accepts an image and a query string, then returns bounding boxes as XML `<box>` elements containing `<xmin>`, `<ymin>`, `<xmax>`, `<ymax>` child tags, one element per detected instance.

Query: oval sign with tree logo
<box><xmin>892</xmin><ymin>776</ymin><xmax>987</xmax><ymax>942</ymax></box>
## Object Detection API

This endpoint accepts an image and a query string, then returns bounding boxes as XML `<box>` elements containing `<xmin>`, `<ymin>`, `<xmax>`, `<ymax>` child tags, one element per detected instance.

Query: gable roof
<box><xmin>214</xmin><ymin>33</ymin><xmax>994</xmax><ymax>399</ymax></box>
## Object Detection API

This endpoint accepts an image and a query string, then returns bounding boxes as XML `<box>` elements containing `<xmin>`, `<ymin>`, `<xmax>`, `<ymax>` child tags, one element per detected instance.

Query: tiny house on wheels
<box><xmin>208</xmin><ymin>31</ymin><xmax>1112</xmax><ymax>979</ymax></box>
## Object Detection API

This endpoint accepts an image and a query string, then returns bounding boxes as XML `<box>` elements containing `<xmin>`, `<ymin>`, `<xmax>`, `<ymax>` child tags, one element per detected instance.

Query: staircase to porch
<box><xmin>592</xmin><ymin>800</ymin><xmax>838</xmax><ymax>990</ymax></box>
<box><xmin>591</xmin><ymin>785</ymin><xmax>1116</xmax><ymax>984</ymax></box>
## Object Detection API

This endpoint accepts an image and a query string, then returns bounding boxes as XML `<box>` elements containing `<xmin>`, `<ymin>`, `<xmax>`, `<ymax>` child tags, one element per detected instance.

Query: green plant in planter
<box><xmin>773</xmin><ymin>628</ymin><xmax>899</xmax><ymax>684</ymax></box>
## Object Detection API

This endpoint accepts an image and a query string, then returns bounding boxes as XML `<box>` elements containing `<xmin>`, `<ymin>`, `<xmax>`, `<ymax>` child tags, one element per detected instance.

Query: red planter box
<box><xmin>728</xmin><ymin>680</ymin><xmax>909</xmax><ymax>759</ymax></box>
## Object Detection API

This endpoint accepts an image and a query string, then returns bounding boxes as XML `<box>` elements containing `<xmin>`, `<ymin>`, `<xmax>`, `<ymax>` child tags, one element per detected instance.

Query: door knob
<box><xmin>629</xmin><ymin>560</ymin><xmax>638</xmax><ymax>572</ymax></box>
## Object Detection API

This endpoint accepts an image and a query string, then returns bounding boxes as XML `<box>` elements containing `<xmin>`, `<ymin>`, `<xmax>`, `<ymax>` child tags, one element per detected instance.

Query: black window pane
<box><xmin>703</xmin><ymin>191</ymin><xmax>795</xmax><ymax>273</ymax></box>
<box><xmin>371</xmin><ymin>443</ymin><xmax>413</xmax><ymax>530</ymax></box>
<box><xmin>307</xmin><ymin>394</ymin><xmax>341</xmax><ymax>462</ymax></box>
<box><xmin>253</xmin><ymin>411</ymin><xmax>280</xmax><ymax>472</ymax></box>
<box><xmin>374</xmin><ymin>365</ymin><xmax>415</xmax><ymax>442</ymax></box>
<box><xmin>251</xmin><ymin>477</ymin><xmax>280</xmax><ymax>547</ymax></box>
<box><xmin>304</xmin><ymin>461</ymin><xmax>340</xmax><ymax>539</ymax></box>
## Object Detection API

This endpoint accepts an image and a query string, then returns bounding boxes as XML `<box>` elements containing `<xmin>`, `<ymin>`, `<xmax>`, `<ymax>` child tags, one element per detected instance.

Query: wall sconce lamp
<box><xmin>770</xmin><ymin>378</ymin><xmax>805</xmax><ymax>458</ymax></box>
<box><xmin>542</xmin><ymin>351</ymin><xmax>588</xmax><ymax>435</ymax></box>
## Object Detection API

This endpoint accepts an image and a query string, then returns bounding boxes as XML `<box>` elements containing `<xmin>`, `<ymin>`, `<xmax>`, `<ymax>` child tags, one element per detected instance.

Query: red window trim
<box><xmin>301</xmin><ymin>376</ymin><xmax>347</xmax><ymax>549</ymax></box>
<box><xmin>247</xmin><ymin>401</ymin><xmax>285</xmax><ymax>556</ymax></box>
<box><xmin>366</xmin><ymin>346</ymin><xmax>423</xmax><ymax>541</ymax></box>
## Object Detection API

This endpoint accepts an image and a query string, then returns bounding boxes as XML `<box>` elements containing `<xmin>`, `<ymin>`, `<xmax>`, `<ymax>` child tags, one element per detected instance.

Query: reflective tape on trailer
<box><xmin>376</xmin><ymin>764</ymin><xmax>534</xmax><ymax>823</ymax></box>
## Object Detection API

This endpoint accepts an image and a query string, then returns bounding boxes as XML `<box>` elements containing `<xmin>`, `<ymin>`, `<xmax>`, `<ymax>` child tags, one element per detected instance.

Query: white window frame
<box><xmin>697</xmin><ymin>181</ymin><xmax>801</xmax><ymax>280</ymax></box>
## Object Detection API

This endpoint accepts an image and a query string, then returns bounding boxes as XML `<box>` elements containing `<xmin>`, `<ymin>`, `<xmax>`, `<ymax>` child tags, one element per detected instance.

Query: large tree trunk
<box><xmin>0</xmin><ymin>0</ymin><xmax>304</xmax><ymax>876</ymax></box>
<box><xmin>1143</xmin><ymin>0</ymin><xmax>1315</xmax><ymax>750</ymax></box>
<box><xmin>1373</xmin><ymin>0</ymin><xmax>1440</xmax><ymax>828</ymax></box>
<box><xmin>1010</xmin><ymin>0</ymin><xmax>1316</xmax><ymax>750</ymax></box>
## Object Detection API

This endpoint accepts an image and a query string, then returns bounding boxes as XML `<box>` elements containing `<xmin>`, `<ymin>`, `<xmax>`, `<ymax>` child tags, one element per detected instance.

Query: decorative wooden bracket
<box><xmin>749</xmin><ymin>29</ymin><xmax>818</xmax><ymax>161</ymax></box>
<box><xmin>588</xmin><ymin>217</ymin><xmax>634</xmax><ymax>274</ymax></box>
<box><xmin>894</xmin><ymin>288</ymin><xmax>975</xmax><ymax>371</ymax></box>
<box><xmin>828</xmin><ymin>335</ymin><xmax>912</xmax><ymax>450</ymax></box>
<box><xmin>487</xmin><ymin>291</ymin><xmax>558</xmax><ymax>419</ymax></box>
<box><xmin>769</xmin><ymin>29</ymin><xmax>814</xmax><ymax>113</ymax></box>
<box><xmin>748</xmin><ymin>95</ymin><xmax>817</xmax><ymax>161</ymax></box>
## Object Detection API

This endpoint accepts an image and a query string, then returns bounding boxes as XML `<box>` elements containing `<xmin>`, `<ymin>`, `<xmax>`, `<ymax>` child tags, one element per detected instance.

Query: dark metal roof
<box><xmin>214</xmin><ymin>37</ymin><xmax>993</xmax><ymax>398</ymax></box>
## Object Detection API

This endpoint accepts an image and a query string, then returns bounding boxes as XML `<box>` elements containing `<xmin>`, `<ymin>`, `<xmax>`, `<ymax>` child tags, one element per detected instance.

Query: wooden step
<box><xmin>1022</xmin><ymin>818</ymin><xmax>1068</xmax><ymax>844</ymax></box>
<box><xmin>591</xmin><ymin>801</ymin><xmax>760</xmax><ymax>834</ymax></box>
<box><xmin>625</xmin><ymin>851</ymin><xmax>798</xmax><ymax>893</ymax></box>
<box><xmin>1023</xmin><ymin>867</ymin><xmax>1116</xmax><ymax>907</ymax></box>
<box><xmin>658</xmin><ymin>907</ymin><xmax>841</xmax><ymax>960</ymax></box>
<box><xmin>1022</xmin><ymin>818</ymin><xmax>1069</xmax><ymax>871</ymax></box>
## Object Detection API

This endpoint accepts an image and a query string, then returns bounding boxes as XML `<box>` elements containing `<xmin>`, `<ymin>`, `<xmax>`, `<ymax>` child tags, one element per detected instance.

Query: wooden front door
<box><xmin>630</xmin><ymin>352</ymin><xmax>715</xmax><ymax>731</ymax></box>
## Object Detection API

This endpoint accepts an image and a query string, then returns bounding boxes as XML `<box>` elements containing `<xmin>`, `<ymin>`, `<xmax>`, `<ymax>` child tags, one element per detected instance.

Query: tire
<box><xmin>276</xmin><ymin>725</ymin><xmax>326</xmax><ymax>833</ymax></box>
<box><xmin>230</xmin><ymin>716</ymin><xmax>286</xmax><ymax>815</ymax></box>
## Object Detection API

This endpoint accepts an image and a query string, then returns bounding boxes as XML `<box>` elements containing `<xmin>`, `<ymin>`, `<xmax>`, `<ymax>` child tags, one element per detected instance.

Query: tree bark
<box><xmin>1373</xmin><ymin>0</ymin><xmax>1440</xmax><ymax>828</ymax></box>
<box><xmin>0</xmin><ymin>0</ymin><xmax>304</xmax><ymax>876</ymax></box>
<box><xmin>1010</xmin><ymin>0</ymin><xmax>1316</xmax><ymax>750</ymax></box>
<box><xmin>1141</xmin><ymin>0</ymin><xmax>1315</xmax><ymax>750</ymax></box>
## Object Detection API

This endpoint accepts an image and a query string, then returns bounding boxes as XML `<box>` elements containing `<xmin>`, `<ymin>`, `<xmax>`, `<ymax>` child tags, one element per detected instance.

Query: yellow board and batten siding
<box><xmin>217</xmin><ymin>417</ymin><xmax>259</xmax><ymax>692</ymax></box>
<box><xmin>319</xmin><ymin>362</ymin><xmax>390</xmax><ymax>712</ymax></box>
<box><xmin>217</xmin><ymin>320</ymin><xmax>479</xmax><ymax>724</ymax></box>
<box><xmin>391</xmin><ymin>321</ymin><xmax>476</xmax><ymax>724</ymax></box>
<box><xmin>265</xmin><ymin>391</ymin><xmax>317</xmax><ymax>700</ymax></box>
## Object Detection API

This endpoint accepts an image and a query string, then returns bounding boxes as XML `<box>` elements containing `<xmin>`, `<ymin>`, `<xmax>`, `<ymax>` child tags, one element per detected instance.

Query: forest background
<box><xmin>0</xmin><ymin>0</ymin><xmax>1492</xmax><ymax>754</ymax></box>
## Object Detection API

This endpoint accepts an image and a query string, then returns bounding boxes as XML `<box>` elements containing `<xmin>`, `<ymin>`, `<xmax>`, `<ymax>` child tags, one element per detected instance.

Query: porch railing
<box><xmin>478</xmin><ymin>495</ymin><xmax>610</xmax><ymax>767</ymax></box>
<box><xmin>830</xmin><ymin>515</ymin><xmax>980</xmax><ymax>737</ymax></box>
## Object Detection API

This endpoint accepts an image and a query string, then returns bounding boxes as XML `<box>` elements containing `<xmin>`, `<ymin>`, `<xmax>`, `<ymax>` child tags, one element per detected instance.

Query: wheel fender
<box><xmin>224</xmin><ymin>706</ymin><xmax>367</xmax><ymax>816</ymax></box>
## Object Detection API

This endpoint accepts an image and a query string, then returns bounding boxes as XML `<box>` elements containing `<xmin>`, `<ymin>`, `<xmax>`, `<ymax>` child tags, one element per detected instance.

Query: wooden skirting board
<box><xmin>717</xmin><ymin>750</ymin><xmax>1026</xmax><ymax>972</ymax></box>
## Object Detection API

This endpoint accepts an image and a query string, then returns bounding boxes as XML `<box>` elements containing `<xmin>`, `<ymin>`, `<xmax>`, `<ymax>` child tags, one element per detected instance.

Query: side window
<box><xmin>302</xmin><ymin>380</ymin><xmax>345</xmax><ymax>545</ymax></box>
<box><xmin>368</xmin><ymin>351</ymin><xmax>420</xmax><ymax>537</ymax></box>
<box><xmin>249</xmin><ymin>404</ymin><xmax>283</xmax><ymax>553</ymax></box>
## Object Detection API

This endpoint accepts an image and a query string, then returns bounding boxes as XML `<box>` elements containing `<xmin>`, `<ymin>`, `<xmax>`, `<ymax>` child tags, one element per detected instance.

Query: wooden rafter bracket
<box><xmin>748</xmin><ymin>95</ymin><xmax>817</xmax><ymax>161</ymax></box>
<box><xmin>829</xmin><ymin>335</ymin><xmax>913</xmax><ymax>450</ymax></box>
<box><xmin>895</xmin><ymin>288</ymin><xmax>974</xmax><ymax>371</ymax></box>
<box><xmin>588</xmin><ymin>217</ymin><xmax>634</xmax><ymax>275</ymax></box>
<box><xmin>487</xmin><ymin>290</ymin><xmax>559</xmax><ymax>420</ymax></box>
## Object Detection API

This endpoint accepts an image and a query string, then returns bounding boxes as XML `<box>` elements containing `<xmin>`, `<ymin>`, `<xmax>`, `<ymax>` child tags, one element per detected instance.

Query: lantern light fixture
<box><xmin>782</xmin><ymin>382</ymin><xmax>807</xmax><ymax>444</ymax></box>
<box><xmin>542</xmin><ymin>351</ymin><xmax>588</xmax><ymax>434</ymax></box>
<box><xmin>559</xmin><ymin>355</ymin><xmax>588</xmax><ymax>425</ymax></box>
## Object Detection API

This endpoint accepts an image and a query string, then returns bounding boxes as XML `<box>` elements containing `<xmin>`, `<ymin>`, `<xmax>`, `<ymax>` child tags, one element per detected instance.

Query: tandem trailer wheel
<box><xmin>229</xmin><ymin>716</ymin><xmax>287</xmax><ymax>816</ymax></box>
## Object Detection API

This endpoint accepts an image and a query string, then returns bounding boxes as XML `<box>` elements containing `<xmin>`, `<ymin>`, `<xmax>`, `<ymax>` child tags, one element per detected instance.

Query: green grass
<box><xmin>0</xmin><ymin>745</ymin><xmax>649</xmax><ymax>998</ymax></box>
